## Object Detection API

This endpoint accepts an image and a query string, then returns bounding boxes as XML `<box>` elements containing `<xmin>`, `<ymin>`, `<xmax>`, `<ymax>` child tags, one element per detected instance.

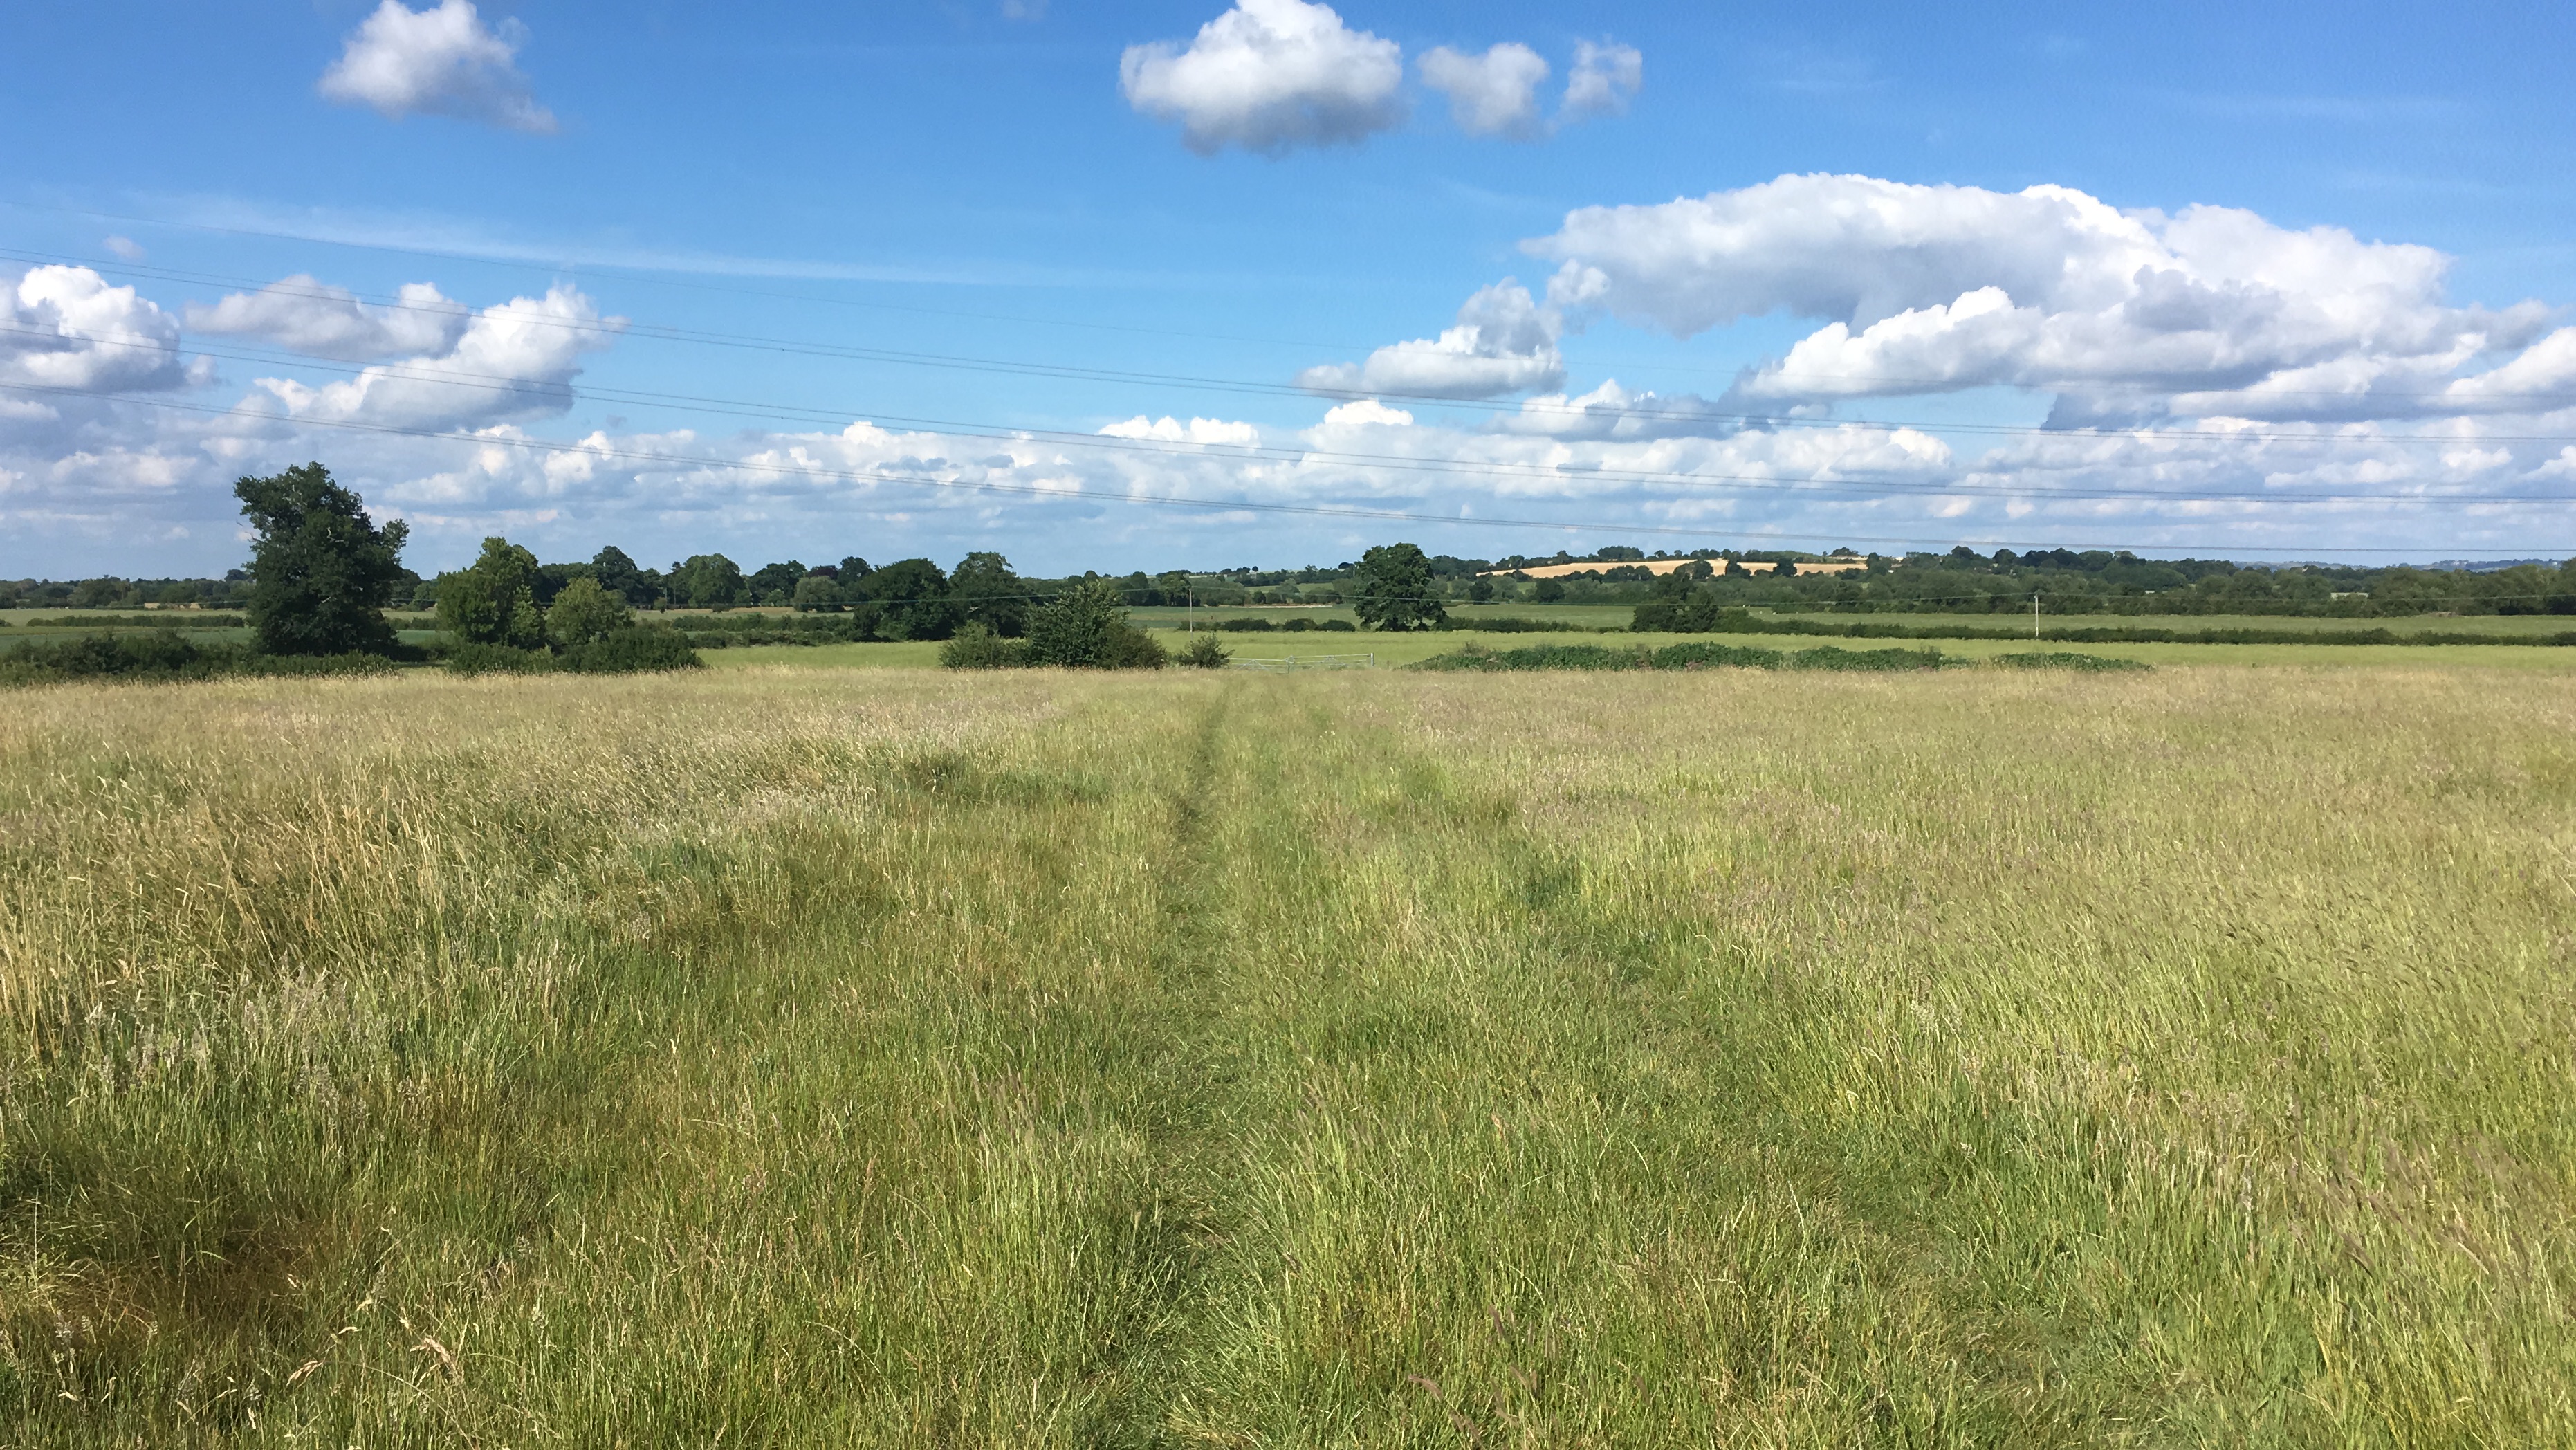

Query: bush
<box><xmin>1097</xmin><ymin>622</ymin><xmax>1169</xmax><ymax>669</ymax></box>
<box><xmin>1176</xmin><ymin>634</ymin><xmax>1231</xmax><ymax>669</ymax></box>
<box><xmin>941</xmin><ymin>623</ymin><xmax>1036</xmax><ymax>669</ymax></box>
<box><xmin>0</xmin><ymin>632</ymin><xmax>233</xmax><ymax>684</ymax></box>
<box><xmin>560</xmin><ymin>627</ymin><xmax>703</xmax><ymax>674</ymax></box>
<box><xmin>441</xmin><ymin>643</ymin><xmax>555</xmax><ymax>677</ymax></box>
<box><xmin>1025</xmin><ymin>579</ymin><xmax>1165</xmax><ymax>668</ymax></box>
<box><xmin>27</xmin><ymin>613</ymin><xmax>248</xmax><ymax>630</ymax></box>
<box><xmin>0</xmin><ymin>631</ymin><xmax>401</xmax><ymax>686</ymax></box>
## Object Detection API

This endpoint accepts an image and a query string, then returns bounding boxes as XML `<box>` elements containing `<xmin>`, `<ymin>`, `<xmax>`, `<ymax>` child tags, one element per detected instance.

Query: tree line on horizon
<box><xmin>12</xmin><ymin>464</ymin><xmax>2576</xmax><ymax>623</ymax></box>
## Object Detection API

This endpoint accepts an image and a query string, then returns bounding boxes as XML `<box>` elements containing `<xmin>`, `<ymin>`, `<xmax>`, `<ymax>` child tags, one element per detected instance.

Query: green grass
<box><xmin>6</xmin><ymin>665</ymin><xmax>2573</xmax><ymax>1444</ymax></box>
<box><xmin>1766</xmin><ymin>607</ymin><xmax>2576</xmax><ymax>635</ymax></box>
<box><xmin>707</xmin><ymin>628</ymin><xmax>2576</xmax><ymax>673</ymax></box>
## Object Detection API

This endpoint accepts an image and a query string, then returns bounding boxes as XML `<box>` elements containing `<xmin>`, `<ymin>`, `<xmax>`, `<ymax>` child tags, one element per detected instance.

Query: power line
<box><xmin>3</xmin><ymin>378</ymin><xmax>2560</xmax><ymax>556</ymax></box>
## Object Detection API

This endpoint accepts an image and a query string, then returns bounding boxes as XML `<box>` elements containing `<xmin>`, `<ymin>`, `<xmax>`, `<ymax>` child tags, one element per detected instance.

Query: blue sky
<box><xmin>5</xmin><ymin>0</ymin><xmax>2575</xmax><ymax>576</ymax></box>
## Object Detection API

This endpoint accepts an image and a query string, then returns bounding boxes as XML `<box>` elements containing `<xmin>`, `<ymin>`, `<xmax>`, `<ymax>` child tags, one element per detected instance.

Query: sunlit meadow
<box><xmin>3</xmin><ymin>663</ymin><xmax>2571</xmax><ymax>1444</ymax></box>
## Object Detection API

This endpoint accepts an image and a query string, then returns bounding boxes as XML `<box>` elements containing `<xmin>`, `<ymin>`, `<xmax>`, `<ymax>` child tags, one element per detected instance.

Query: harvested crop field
<box><xmin>4</xmin><ymin>664</ymin><xmax>2572</xmax><ymax>1444</ymax></box>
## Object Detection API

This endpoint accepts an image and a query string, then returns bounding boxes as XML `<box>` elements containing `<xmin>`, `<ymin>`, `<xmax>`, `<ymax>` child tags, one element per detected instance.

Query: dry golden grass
<box><xmin>2</xmin><ymin>663</ymin><xmax>2571</xmax><ymax>1444</ymax></box>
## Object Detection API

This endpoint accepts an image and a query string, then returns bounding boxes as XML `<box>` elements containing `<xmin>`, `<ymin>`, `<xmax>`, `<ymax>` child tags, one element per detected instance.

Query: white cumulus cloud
<box><xmin>248</xmin><ymin>284</ymin><xmax>620</xmax><ymax>431</ymax></box>
<box><xmin>318</xmin><ymin>0</ymin><xmax>556</xmax><ymax>134</ymax></box>
<box><xmin>1320</xmin><ymin>398</ymin><xmax>1415</xmax><ymax>428</ymax></box>
<box><xmin>1525</xmin><ymin>172</ymin><xmax>2557</xmax><ymax>422</ymax></box>
<box><xmin>1419</xmin><ymin>43</ymin><xmax>1549</xmax><ymax>139</ymax></box>
<box><xmin>1492</xmin><ymin>380</ymin><xmax>1736</xmax><ymax>441</ymax></box>
<box><xmin>1099</xmin><ymin>415</ymin><xmax>1262</xmax><ymax>445</ymax></box>
<box><xmin>1298</xmin><ymin>281</ymin><xmax>1565</xmax><ymax>400</ymax></box>
<box><xmin>187</xmin><ymin>276</ymin><xmax>472</xmax><ymax>362</ymax></box>
<box><xmin>1561</xmin><ymin>40</ymin><xmax>1643</xmax><ymax>121</ymax></box>
<box><xmin>1</xmin><ymin>266</ymin><xmax>193</xmax><ymax>393</ymax></box>
<box><xmin>1120</xmin><ymin>0</ymin><xmax>1404</xmax><ymax>155</ymax></box>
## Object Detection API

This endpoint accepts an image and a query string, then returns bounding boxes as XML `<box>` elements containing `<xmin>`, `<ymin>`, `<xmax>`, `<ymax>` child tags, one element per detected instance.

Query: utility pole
<box><xmin>2032</xmin><ymin>591</ymin><xmax>2041</xmax><ymax>641</ymax></box>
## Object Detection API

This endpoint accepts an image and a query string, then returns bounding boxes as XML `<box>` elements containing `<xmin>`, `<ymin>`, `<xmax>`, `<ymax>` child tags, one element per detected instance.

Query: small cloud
<box><xmin>1099</xmin><ymin>415</ymin><xmax>1260</xmax><ymax>445</ymax></box>
<box><xmin>1321</xmin><ymin>398</ymin><xmax>1414</xmax><ymax>427</ymax></box>
<box><xmin>319</xmin><ymin>0</ymin><xmax>557</xmax><ymax>134</ymax></box>
<box><xmin>1561</xmin><ymin>39</ymin><xmax>1642</xmax><ymax>121</ymax></box>
<box><xmin>1299</xmin><ymin>280</ymin><xmax>1565</xmax><ymax>400</ymax></box>
<box><xmin>2</xmin><ymin>265</ymin><xmax>191</xmax><ymax>392</ymax></box>
<box><xmin>186</xmin><ymin>275</ymin><xmax>472</xmax><ymax>362</ymax></box>
<box><xmin>103</xmin><ymin>235</ymin><xmax>146</xmax><ymax>262</ymax></box>
<box><xmin>1419</xmin><ymin>43</ymin><xmax>1549</xmax><ymax>140</ymax></box>
<box><xmin>1002</xmin><ymin>0</ymin><xmax>1048</xmax><ymax>17</ymax></box>
<box><xmin>1119</xmin><ymin>0</ymin><xmax>1405</xmax><ymax>156</ymax></box>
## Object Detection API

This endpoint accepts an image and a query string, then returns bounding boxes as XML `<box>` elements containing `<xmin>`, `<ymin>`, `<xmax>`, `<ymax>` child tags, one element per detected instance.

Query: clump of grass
<box><xmin>1986</xmin><ymin>649</ymin><xmax>2153</xmax><ymax>671</ymax></box>
<box><xmin>0</xmin><ymin>664</ymin><xmax>2566</xmax><ymax>1442</ymax></box>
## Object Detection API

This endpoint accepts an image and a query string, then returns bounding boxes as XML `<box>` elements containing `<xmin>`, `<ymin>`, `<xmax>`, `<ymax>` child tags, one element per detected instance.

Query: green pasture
<box><xmin>6</xmin><ymin>664</ymin><xmax>2572</xmax><ymax>1442</ymax></box>
<box><xmin>697</xmin><ymin>627</ymin><xmax>2576</xmax><ymax>672</ymax></box>
<box><xmin>1758</xmin><ymin>607</ymin><xmax>2576</xmax><ymax>636</ymax></box>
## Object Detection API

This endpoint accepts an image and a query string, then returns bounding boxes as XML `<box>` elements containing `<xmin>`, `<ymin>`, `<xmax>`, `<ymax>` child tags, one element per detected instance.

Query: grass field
<box><xmin>1122</xmin><ymin>605</ymin><xmax>2576</xmax><ymax>638</ymax></box>
<box><xmin>699</xmin><ymin>628</ymin><xmax>2576</xmax><ymax>674</ymax></box>
<box><xmin>6</xmin><ymin>663</ymin><xmax>2574</xmax><ymax>1444</ymax></box>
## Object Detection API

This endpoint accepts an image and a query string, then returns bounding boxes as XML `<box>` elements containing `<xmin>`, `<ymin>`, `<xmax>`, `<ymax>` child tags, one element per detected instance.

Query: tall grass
<box><xmin>3</xmin><ymin>666</ymin><xmax>2570</xmax><ymax>1444</ymax></box>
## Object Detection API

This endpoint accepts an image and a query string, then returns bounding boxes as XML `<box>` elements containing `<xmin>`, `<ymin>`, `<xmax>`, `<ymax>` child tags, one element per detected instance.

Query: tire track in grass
<box><xmin>1085</xmin><ymin>677</ymin><xmax>1258</xmax><ymax>1445</ymax></box>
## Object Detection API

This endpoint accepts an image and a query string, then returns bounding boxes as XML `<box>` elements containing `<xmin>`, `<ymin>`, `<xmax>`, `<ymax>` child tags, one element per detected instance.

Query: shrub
<box><xmin>1097</xmin><ymin>623</ymin><xmax>1169</xmax><ymax>670</ymax></box>
<box><xmin>1176</xmin><ymin>634</ymin><xmax>1231</xmax><ymax>669</ymax></box>
<box><xmin>560</xmin><ymin>627</ymin><xmax>703</xmax><ymax>674</ymax></box>
<box><xmin>941</xmin><ymin>623</ymin><xmax>1035</xmax><ymax>669</ymax></box>
<box><xmin>441</xmin><ymin>643</ymin><xmax>555</xmax><ymax>677</ymax></box>
<box><xmin>1027</xmin><ymin>579</ymin><xmax>1165</xmax><ymax>668</ymax></box>
<box><xmin>0</xmin><ymin>632</ymin><xmax>401</xmax><ymax>686</ymax></box>
<box><xmin>0</xmin><ymin>631</ymin><xmax>234</xmax><ymax>684</ymax></box>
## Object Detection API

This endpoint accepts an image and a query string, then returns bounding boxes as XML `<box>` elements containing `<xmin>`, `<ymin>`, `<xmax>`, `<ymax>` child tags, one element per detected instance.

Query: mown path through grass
<box><xmin>3</xmin><ymin>666</ymin><xmax>2573</xmax><ymax>1445</ymax></box>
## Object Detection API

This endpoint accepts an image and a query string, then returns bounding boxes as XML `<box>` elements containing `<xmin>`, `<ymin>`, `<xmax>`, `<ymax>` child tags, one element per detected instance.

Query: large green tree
<box><xmin>748</xmin><ymin>560</ymin><xmax>807</xmax><ymax>605</ymax></box>
<box><xmin>546</xmin><ymin>576</ymin><xmax>633</xmax><ymax>645</ymax></box>
<box><xmin>670</xmin><ymin>554</ymin><xmax>747</xmax><ymax>609</ymax></box>
<box><xmin>438</xmin><ymin>538</ymin><xmax>547</xmax><ymax>648</ymax></box>
<box><xmin>1352</xmin><ymin>542</ymin><xmax>1447</xmax><ymax>630</ymax></box>
<box><xmin>948</xmin><ymin>551</ymin><xmax>1028</xmax><ymax>636</ymax></box>
<box><xmin>233</xmin><ymin>463</ymin><xmax>410</xmax><ymax>656</ymax></box>
<box><xmin>863</xmin><ymin>558</ymin><xmax>959</xmax><ymax>640</ymax></box>
<box><xmin>589</xmin><ymin>546</ymin><xmax>656</xmax><ymax>607</ymax></box>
